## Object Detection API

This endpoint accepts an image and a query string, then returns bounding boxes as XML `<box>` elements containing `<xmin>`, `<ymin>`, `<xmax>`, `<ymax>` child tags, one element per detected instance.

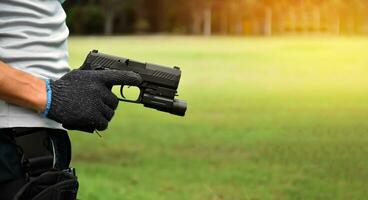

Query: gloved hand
<box><xmin>45</xmin><ymin>70</ymin><xmax>142</xmax><ymax>133</ymax></box>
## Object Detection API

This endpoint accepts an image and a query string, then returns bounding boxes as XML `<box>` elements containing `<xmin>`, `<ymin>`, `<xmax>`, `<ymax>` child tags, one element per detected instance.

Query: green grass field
<box><xmin>68</xmin><ymin>36</ymin><xmax>368</xmax><ymax>200</ymax></box>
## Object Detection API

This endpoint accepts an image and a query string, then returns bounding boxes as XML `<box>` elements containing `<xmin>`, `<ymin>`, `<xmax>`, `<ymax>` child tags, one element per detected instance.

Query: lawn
<box><xmin>68</xmin><ymin>36</ymin><xmax>368</xmax><ymax>200</ymax></box>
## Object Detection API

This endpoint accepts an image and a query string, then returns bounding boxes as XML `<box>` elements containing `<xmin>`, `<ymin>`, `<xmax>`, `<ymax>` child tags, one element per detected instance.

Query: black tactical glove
<box><xmin>46</xmin><ymin>70</ymin><xmax>142</xmax><ymax>133</ymax></box>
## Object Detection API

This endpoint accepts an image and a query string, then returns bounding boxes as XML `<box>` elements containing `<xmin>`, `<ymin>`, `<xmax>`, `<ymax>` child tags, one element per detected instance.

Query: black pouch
<box><xmin>0</xmin><ymin>128</ymin><xmax>77</xmax><ymax>200</ymax></box>
<box><xmin>13</xmin><ymin>169</ymin><xmax>78</xmax><ymax>200</ymax></box>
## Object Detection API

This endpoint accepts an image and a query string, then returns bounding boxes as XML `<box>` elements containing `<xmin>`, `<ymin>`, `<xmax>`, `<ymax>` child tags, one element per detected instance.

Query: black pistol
<box><xmin>80</xmin><ymin>50</ymin><xmax>187</xmax><ymax>116</ymax></box>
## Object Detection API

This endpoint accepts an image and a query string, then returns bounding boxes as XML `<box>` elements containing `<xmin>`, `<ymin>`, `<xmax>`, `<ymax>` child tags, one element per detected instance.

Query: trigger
<box><xmin>120</xmin><ymin>86</ymin><xmax>126</xmax><ymax>99</ymax></box>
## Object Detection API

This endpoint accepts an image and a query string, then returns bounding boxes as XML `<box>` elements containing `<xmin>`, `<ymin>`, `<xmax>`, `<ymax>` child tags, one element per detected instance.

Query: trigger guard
<box><xmin>118</xmin><ymin>85</ymin><xmax>143</xmax><ymax>103</ymax></box>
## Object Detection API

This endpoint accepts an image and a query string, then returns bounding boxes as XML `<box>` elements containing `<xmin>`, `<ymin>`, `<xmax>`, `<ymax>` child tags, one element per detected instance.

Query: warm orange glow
<box><xmin>208</xmin><ymin>0</ymin><xmax>368</xmax><ymax>35</ymax></box>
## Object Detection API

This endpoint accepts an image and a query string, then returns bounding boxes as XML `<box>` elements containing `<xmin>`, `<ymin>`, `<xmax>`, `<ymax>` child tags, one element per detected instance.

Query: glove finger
<box><xmin>100</xmin><ymin>103</ymin><xmax>115</xmax><ymax>121</ymax></box>
<box><xmin>102</xmin><ymin>90</ymin><xmax>119</xmax><ymax>110</ymax></box>
<box><xmin>99</xmin><ymin>70</ymin><xmax>142</xmax><ymax>87</ymax></box>
<box><xmin>95</xmin><ymin>118</ymin><xmax>109</xmax><ymax>131</ymax></box>
<box><xmin>65</xmin><ymin>117</ymin><xmax>108</xmax><ymax>132</ymax></box>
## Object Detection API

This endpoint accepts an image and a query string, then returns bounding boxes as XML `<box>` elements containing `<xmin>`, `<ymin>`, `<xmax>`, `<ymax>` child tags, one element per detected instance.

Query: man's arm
<box><xmin>0</xmin><ymin>60</ymin><xmax>46</xmax><ymax>112</ymax></box>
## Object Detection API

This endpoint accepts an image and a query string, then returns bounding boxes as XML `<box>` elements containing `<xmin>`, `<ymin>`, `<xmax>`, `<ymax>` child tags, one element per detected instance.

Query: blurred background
<box><xmin>63</xmin><ymin>1</ymin><xmax>368</xmax><ymax>200</ymax></box>
<box><xmin>64</xmin><ymin>0</ymin><xmax>368</xmax><ymax>36</ymax></box>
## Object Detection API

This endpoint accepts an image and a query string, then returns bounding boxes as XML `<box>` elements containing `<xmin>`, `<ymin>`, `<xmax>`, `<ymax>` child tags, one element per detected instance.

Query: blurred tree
<box><xmin>261</xmin><ymin>0</ymin><xmax>275</xmax><ymax>36</ymax></box>
<box><xmin>187</xmin><ymin>0</ymin><xmax>203</xmax><ymax>34</ymax></box>
<box><xmin>98</xmin><ymin>0</ymin><xmax>141</xmax><ymax>35</ymax></box>
<box><xmin>203</xmin><ymin>0</ymin><xmax>213</xmax><ymax>36</ymax></box>
<box><xmin>187</xmin><ymin>0</ymin><xmax>214</xmax><ymax>36</ymax></box>
<box><xmin>100</xmin><ymin>0</ymin><xmax>118</xmax><ymax>35</ymax></box>
<box><xmin>64</xmin><ymin>2</ymin><xmax>105</xmax><ymax>35</ymax></box>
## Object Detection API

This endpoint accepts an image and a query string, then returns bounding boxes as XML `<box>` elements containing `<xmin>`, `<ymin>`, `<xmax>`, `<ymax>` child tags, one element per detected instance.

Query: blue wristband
<box><xmin>42</xmin><ymin>79</ymin><xmax>52</xmax><ymax>117</ymax></box>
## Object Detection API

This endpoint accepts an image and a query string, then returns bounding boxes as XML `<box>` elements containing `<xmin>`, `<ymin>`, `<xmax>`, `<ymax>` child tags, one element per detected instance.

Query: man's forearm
<box><xmin>0</xmin><ymin>60</ymin><xmax>46</xmax><ymax>112</ymax></box>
